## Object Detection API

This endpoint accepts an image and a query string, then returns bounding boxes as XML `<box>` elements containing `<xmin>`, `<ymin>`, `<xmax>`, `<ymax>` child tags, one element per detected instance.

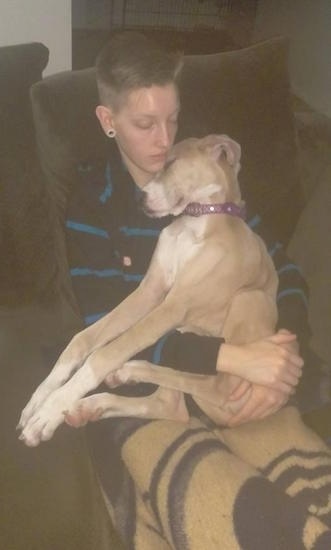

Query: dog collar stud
<box><xmin>183</xmin><ymin>202</ymin><xmax>246</xmax><ymax>219</ymax></box>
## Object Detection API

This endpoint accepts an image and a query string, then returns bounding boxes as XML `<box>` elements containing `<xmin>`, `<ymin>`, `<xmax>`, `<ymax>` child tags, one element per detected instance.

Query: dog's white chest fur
<box><xmin>156</xmin><ymin>217</ymin><xmax>207</xmax><ymax>289</ymax></box>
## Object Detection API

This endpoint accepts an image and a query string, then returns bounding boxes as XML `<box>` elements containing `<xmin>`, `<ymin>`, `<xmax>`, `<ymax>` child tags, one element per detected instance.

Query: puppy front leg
<box><xmin>18</xmin><ymin>268</ymin><xmax>167</xmax><ymax>431</ymax></box>
<box><xmin>20</xmin><ymin>361</ymin><xmax>243</xmax><ymax>445</ymax></box>
<box><xmin>18</xmin><ymin>310</ymin><xmax>122</xmax><ymax>431</ymax></box>
<box><xmin>19</xmin><ymin>295</ymin><xmax>184</xmax><ymax>446</ymax></box>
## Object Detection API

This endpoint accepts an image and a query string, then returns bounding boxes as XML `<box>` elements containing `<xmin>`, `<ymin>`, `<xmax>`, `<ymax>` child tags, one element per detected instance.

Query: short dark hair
<box><xmin>95</xmin><ymin>32</ymin><xmax>183</xmax><ymax>110</ymax></box>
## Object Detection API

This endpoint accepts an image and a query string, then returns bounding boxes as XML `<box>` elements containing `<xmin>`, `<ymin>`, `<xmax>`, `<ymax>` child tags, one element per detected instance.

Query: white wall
<box><xmin>254</xmin><ymin>0</ymin><xmax>331</xmax><ymax>117</ymax></box>
<box><xmin>0</xmin><ymin>0</ymin><xmax>71</xmax><ymax>75</ymax></box>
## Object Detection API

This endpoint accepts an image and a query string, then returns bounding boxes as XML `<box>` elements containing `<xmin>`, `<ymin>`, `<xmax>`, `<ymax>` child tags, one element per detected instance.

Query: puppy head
<box><xmin>141</xmin><ymin>134</ymin><xmax>242</xmax><ymax>218</ymax></box>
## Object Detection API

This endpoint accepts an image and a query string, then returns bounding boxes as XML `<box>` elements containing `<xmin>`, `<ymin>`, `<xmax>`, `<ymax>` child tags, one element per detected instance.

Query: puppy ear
<box><xmin>200</xmin><ymin>134</ymin><xmax>241</xmax><ymax>173</ymax></box>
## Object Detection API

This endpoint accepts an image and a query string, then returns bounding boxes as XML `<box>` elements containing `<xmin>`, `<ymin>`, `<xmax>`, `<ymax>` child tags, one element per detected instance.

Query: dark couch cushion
<box><xmin>0</xmin><ymin>42</ymin><xmax>60</xmax><ymax>306</ymax></box>
<box><xmin>0</xmin><ymin>152</ymin><xmax>59</xmax><ymax>306</ymax></box>
<box><xmin>177</xmin><ymin>36</ymin><xmax>304</xmax><ymax>244</ymax></box>
<box><xmin>0</xmin><ymin>42</ymin><xmax>49</xmax><ymax>149</ymax></box>
<box><xmin>31</xmin><ymin>66</ymin><xmax>105</xmax><ymax>215</ymax></box>
<box><xmin>31</xmin><ymin>37</ymin><xmax>303</xmax><ymax>249</ymax></box>
<box><xmin>72</xmin><ymin>27</ymin><xmax>236</xmax><ymax>70</ymax></box>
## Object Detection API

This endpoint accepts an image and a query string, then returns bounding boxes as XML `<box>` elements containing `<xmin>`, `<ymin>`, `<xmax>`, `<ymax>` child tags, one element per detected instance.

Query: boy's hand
<box><xmin>217</xmin><ymin>329</ymin><xmax>303</xmax><ymax>395</ymax></box>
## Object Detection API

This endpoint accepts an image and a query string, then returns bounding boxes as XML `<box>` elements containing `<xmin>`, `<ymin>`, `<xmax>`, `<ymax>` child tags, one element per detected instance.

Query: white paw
<box><xmin>19</xmin><ymin>389</ymin><xmax>72</xmax><ymax>447</ymax></box>
<box><xmin>18</xmin><ymin>360</ymin><xmax>80</xmax><ymax>431</ymax></box>
<box><xmin>18</xmin><ymin>381</ymin><xmax>54</xmax><ymax>431</ymax></box>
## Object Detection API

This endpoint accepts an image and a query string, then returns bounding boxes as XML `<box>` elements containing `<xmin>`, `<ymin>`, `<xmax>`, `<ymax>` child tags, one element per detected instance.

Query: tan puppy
<box><xmin>18</xmin><ymin>135</ymin><xmax>279</xmax><ymax>446</ymax></box>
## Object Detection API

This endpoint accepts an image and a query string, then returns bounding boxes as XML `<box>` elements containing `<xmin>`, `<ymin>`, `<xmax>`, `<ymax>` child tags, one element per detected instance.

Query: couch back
<box><xmin>31</xmin><ymin>36</ymin><xmax>304</xmax><ymax>251</ymax></box>
<box><xmin>0</xmin><ymin>43</ymin><xmax>59</xmax><ymax>306</ymax></box>
<box><xmin>0</xmin><ymin>42</ymin><xmax>49</xmax><ymax>153</ymax></box>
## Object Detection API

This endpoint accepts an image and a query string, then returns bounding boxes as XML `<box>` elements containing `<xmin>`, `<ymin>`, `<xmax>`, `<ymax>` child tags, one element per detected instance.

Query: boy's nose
<box><xmin>156</xmin><ymin>124</ymin><xmax>172</xmax><ymax>148</ymax></box>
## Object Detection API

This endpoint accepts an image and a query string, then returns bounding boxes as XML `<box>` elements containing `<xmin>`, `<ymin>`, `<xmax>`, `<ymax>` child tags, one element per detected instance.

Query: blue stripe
<box><xmin>277</xmin><ymin>288</ymin><xmax>308</xmax><ymax>307</ymax></box>
<box><xmin>70</xmin><ymin>267</ymin><xmax>122</xmax><ymax>278</ymax></box>
<box><xmin>124</xmin><ymin>273</ymin><xmax>144</xmax><ymax>283</ymax></box>
<box><xmin>248</xmin><ymin>214</ymin><xmax>261</xmax><ymax>229</ymax></box>
<box><xmin>66</xmin><ymin>220</ymin><xmax>109</xmax><ymax>239</ymax></box>
<box><xmin>119</xmin><ymin>226</ymin><xmax>161</xmax><ymax>237</ymax></box>
<box><xmin>99</xmin><ymin>163</ymin><xmax>113</xmax><ymax>204</ymax></box>
<box><xmin>84</xmin><ymin>311</ymin><xmax>108</xmax><ymax>325</ymax></box>
<box><xmin>152</xmin><ymin>333</ymin><xmax>171</xmax><ymax>364</ymax></box>
<box><xmin>70</xmin><ymin>267</ymin><xmax>144</xmax><ymax>282</ymax></box>
<box><xmin>268</xmin><ymin>242</ymin><xmax>282</xmax><ymax>257</ymax></box>
<box><xmin>277</xmin><ymin>263</ymin><xmax>302</xmax><ymax>276</ymax></box>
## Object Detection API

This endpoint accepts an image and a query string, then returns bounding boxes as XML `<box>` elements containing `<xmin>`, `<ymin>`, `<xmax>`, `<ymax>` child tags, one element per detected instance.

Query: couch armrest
<box><xmin>288</xmin><ymin>102</ymin><xmax>331</xmax><ymax>364</ymax></box>
<box><xmin>293</xmin><ymin>96</ymin><xmax>331</xmax><ymax>201</ymax></box>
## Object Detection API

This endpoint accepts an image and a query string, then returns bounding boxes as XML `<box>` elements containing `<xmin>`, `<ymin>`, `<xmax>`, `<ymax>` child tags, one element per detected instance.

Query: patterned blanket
<box><xmin>88</xmin><ymin>406</ymin><xmax>331</xmax><ymax>549</ymax></box>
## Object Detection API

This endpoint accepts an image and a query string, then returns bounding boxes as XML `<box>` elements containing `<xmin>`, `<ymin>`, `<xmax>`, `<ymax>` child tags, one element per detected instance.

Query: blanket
<box><xmin>88</xmin><ymin>406</ymin><xmax>331</xmax><ymax>549</ymax></box>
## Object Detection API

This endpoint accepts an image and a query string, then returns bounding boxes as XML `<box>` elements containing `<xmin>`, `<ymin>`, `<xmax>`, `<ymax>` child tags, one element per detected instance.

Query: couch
<box><xmin>0</xmin><ymin>42</ymin><xmax>123</xmax><ymax>550</ymax></box>
<box><xmin>1</xmin><ymin>37</ymin><xmax>330</xmax><ymax>549</ymax></box>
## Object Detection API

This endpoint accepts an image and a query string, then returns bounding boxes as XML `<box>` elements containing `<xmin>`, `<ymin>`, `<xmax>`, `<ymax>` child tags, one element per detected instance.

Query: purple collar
<box><xmin>183</xmin><ymin>201</ymin><xmax>246</xmax><ymax>219</ymax></box>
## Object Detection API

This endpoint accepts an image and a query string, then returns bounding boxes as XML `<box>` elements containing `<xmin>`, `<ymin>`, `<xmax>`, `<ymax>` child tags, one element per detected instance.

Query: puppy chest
<box><xmin>157</xmin><ymin>230</ymin><xmax>201</xmax><ymax>287</ymax></box>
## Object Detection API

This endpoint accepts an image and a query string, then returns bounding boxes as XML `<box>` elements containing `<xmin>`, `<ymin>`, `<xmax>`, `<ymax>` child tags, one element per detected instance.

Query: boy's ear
<box><xmin>95</xmin><ymin>105</ymin><xmax>115</xmax><ymax>135</ymax></box>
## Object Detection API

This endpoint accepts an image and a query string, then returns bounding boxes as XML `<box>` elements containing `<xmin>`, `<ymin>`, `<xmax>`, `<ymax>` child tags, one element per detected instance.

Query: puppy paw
<box><xmin>17</xmin><ymin>382</ymin><xmax>54</xmax><ymax>431</ymax></box>
<box><xmin>19</xmin><ymin>414</ymin><xmax>63</xmax><ymax>447</ymax></box>
<box><xmin>64</xmin><ymin>397</ymin><xmax>105</xmax><ymax>427</ymax></box>
<box><xmin>19</xmin><ymin>390</ymin><xmax>72</xmax><ymax>446</ymax></box>
<box><xmin>105</xmin><ymin>364</ymin><xmax>138</xmax><ymax>387</ymax></box>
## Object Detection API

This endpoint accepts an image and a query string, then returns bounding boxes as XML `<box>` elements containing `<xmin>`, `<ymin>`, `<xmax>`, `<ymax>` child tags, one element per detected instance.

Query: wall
<box><xmin>0</xmin><ymin>0</ymin><xmax>71</xmax><ymax>75</ymax></box>
<box><xmin>254</xmin><ymin>0</ymin><xmax>331</xmax><ymax>117</ymax></box>
<box><xmin>71</xmin><ymin>0</ymin><xmax>236</xmax><ymax>31</ymax></box>
<box><xmin>72</xmin><ymin>0</ymin><xmax>111</xmax><ymax>29</ymax></box>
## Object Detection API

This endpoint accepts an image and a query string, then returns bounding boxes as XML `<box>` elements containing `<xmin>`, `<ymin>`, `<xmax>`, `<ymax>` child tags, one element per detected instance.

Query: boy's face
<box><xmin>96</xmin><ymin>83</ymin><xmax>180</xmax><ymax>187</ymax></box>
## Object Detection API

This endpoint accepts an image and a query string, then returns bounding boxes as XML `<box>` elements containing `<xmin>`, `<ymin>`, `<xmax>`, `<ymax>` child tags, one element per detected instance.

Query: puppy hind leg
<box><xmin>64</xmin><ymin>387</ymin><xmax>189</xmax><ymax>427</ymax></box>
<box><xmin>222</xmin><ymin>290</ymin><xmax>277</xmax><ymax>345</ymax></box>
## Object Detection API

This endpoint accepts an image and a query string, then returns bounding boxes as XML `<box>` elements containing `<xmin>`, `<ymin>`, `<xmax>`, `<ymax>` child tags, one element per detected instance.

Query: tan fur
<box><xmin>18</xmin><ymin>135</ymin><xmax>278</xmax><ymax>446</ymax></box>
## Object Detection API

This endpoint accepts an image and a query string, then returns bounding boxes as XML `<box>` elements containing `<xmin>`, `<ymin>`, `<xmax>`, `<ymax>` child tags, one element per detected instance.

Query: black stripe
<box><xmin>111</xmin><ymin>417</ymin><xmax>154</xmax><ymax>449</ymax></box>
<box><xmin>168</xmin><ymin>438</ymin><xmax>229</xmax><ymax>550</ymax></box>
<box><xmin>271</xmin><ymin>464</ymin><xmax>331</xmax><ymax>491</ymax></box>
<box><xmin>293</xmin><ymin>483</ymin><xmax>331</xmax><ymax>519</ymax></box>
<box><xmin>261</xmin><ymin>448</ymin><xmax>331</xmax><ymax>477</ymax></box>
<box><xmin>148</xmin><ymin>426</ymin><xmax>216</xmax><ymax>535</ymax></box>
<box><xmin>234</xmin><ymin>475</ymin><xmax>309</xmax><ymax>550</ymax></box>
